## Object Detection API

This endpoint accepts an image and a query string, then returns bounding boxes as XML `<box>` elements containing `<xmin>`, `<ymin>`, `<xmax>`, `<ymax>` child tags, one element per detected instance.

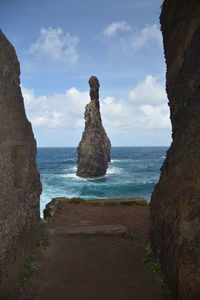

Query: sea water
<box><xmin>37</xmin><ymin>147</ymin><xmax>168</xmax><ymax>214</ymax></box>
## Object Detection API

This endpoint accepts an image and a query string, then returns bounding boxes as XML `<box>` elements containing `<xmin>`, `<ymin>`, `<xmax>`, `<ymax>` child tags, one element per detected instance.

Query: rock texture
<box><xmin>77</xmin><ymin>76</ymin><xmax>111</xmax><ymax>178</ymax></box>
<box><xmin>0</xmin><ymin>30</ymin><xmax>41</xmax><ymax>297</ymax></box>
<box><xmin>150</xmin><ymin>1</ymin><xmax>200</xmax><ymax>299</ymax></box>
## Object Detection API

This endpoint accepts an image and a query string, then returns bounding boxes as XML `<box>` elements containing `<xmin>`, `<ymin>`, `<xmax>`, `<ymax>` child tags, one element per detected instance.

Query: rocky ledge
<box><xmin>14</xmin><ymin>196</ymin><xmax>165</xmax><ymax>300</ymax></box>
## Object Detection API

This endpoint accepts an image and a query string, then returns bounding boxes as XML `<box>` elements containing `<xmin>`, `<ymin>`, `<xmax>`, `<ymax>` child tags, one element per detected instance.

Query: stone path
<box><xmin>14</xmin><ymin>199</ymin><xmax>167</xmax><ymax>300</ymax></box>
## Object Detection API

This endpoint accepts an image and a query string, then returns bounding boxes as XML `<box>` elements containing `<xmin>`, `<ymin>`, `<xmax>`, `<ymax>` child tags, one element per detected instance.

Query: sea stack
<box><xmin>77</xmin><ymin>76</ymin><xmax>111</xmax><ymax>178</ymax></box>
<box><xmin>0</xmin><ymin>30</ymin><xmax>41</xmax><ymax>297</ymax></box>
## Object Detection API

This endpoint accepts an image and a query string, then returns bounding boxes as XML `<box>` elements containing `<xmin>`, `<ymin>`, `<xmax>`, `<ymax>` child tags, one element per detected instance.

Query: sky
<box><xmin>1</xmin><ymin>0</ymin><xmax>171</xmax><ymax>147</ymax></box>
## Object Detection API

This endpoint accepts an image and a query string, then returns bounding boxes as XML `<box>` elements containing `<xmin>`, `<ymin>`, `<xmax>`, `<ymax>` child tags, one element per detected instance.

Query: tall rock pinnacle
<box><xmin>77</xmin><ymin>76</ymin><xmax>111</xmax><ymax>178</ymax></box>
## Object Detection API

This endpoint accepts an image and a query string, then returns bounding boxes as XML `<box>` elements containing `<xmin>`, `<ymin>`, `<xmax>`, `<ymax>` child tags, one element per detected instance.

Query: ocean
<box><xmin>37</xmin><ymin>147</ymin><xmax>168</xmax><ymax>214</ymax></box>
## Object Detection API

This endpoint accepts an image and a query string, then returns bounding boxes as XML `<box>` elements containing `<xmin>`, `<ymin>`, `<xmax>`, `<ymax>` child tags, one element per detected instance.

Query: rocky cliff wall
<box><xmin>0</xmin><ymin>31</ymin><xmax>41</xmax><ymax>297</ymax></box>
<box><xmin>150</xmin><ymin>1</ymin><xmax>200</xmax><ymax>299</ymax></box>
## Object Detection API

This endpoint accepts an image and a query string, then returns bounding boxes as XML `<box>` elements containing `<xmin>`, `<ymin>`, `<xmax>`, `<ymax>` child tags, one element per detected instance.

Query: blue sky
<box><xmin>1</xmin><ymin>0</ymin><xmax>171</xmax><ymax>147</ymax></box>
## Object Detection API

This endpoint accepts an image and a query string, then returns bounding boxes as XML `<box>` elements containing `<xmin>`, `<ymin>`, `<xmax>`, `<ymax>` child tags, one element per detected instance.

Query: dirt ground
<box><xmin>14</xmin><ymin>200</ymin><xmax>167</xmax><ymax>300</ymax></box>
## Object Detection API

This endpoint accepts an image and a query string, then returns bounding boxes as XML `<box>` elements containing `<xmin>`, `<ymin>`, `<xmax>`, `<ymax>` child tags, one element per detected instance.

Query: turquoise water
<box><xmin>37</xmin><ymin>147</ymin><xmax>168</xmax><ymax>213</ymax></box>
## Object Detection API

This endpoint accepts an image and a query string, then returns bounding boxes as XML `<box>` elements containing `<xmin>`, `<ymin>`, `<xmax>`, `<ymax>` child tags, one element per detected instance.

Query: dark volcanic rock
<box><xmin>0</xmin><ymin>30</ymin><xmax>41</xmax><ymax>297</ymax></box>
<box><xmin>77</xmin><ymin>76</ymin><xmax>111</xmax><ymax>178</ymax></box>
<box><xmin>150</xmin><ymin>1</ymin><xmax>200</xmax><ymax>299</ymax></box>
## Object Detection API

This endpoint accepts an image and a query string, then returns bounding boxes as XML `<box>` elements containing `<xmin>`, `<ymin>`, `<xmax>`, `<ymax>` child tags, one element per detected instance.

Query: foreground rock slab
<box><xmin>0</xmin><ymin>30</ymin><xmax>41</xmax><ymax>298</ymax></box>
<box><xmin>77</xmin><ymin>76</ymin><xmax>111</xmax><ymax>178</ymax></box>
<box><xmin>49</xmin><ymin>224</ymin><xmax>129</xmax><ymax>235</ymax></box>
<box><xmin>14</xmin><ymin>200</ymin><xmax>165</xmax><ymax>300</ymax></box>
<box><xmin>150</xmin><ymin>1</ymin><xmax>200</xmax><ymax>299</ymax></box>
<box><xmin>43</xmin><ymin>197</ymin><xmax>147</xmax><ymax>220</ymax></box>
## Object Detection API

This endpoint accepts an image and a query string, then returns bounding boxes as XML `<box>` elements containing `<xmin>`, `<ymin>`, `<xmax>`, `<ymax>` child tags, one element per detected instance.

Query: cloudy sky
<box><xmin>1</xmin><ymin>0</ymin><xmax>171</xmax><ymax>147</ymax></box>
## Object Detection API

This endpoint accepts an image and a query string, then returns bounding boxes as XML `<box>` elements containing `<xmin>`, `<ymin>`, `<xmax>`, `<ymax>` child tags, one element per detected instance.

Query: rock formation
<box><xmin>77</xmin><ymin>76</ymin><xmax>111</xmax><ymax>178</ymax></box>
<box><xmin>0</xmin><ymin>30</ymin><xmax>41</xmax><ymax>297</ymax></box>
<box><xmin>150</xmin><ymin>1</ymin><xmax>200</xmax><ymax>299</ymax></box>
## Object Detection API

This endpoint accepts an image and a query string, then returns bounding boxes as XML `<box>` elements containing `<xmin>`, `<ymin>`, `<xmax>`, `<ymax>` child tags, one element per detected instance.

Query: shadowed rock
<box><xmin>150</xmin><ymin>1</ymin><xmax>200</xmax><ymax>299</ymax></box>
<box><xmin>0</xmin><ymin>30</ymin><xmax>41</xmax><ymax>297</ymax></box>
<box><xmin>77</xmin><ymin>76</ymin><xmax>111</xmax><ymax>178</ymax></box>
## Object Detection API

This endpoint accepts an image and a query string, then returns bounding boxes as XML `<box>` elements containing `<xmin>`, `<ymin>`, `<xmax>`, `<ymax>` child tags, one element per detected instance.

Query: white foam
<box><xmin>107</xmin><ymin>166</ymin><xmax>122</xmax><ymax>175</ymax></box>
<box><xmin>60</xmin><ymin>164</ymin><xmax>122</xmax><ymax>181</ymax></box>
<box><xmin>63</xmin><ymin>166</ymin><xmax>77</xmax><ymax>172</ymax></box>
<box><xmin>111</xmin><ymin>159</ymin><xmax>121</xmax><ymax>163</ymax></box>
<box><xmin>86</xmin><ymin>176</ymin><xmax>105</xmax><ymax>181</ymax></box>
<box><xmin>60</xmin><ymin>173</ymin><xmax>84</xmax><ymax>180</ymax></box>
<box><xmin>60</xmin><ymin>173</ymin><xmax>104</xmax><ymax>181</ymax></box>
<box><xmin>110</xmin><ymin>159</ymin><xmax>133</xmax><ymax>164</ymax></box>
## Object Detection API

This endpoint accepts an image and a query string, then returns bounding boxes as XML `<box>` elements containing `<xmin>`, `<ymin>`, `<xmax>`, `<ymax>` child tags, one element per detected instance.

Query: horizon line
<box><xmin>37</xmin><ymin>145</ymin><xmax>170</xmax><ymax>148</ymax></box>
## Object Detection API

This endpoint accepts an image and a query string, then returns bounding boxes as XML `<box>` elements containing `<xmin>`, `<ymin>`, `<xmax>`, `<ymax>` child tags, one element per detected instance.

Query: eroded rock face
<box><xmin>150</xmin><ymin>1</ymin><xmax>200</xmax><ymax>299</ymax></box>
<box><xmin>77</xmin><ymin>76</ymin><xmax>111</xmax><ymax>178</ymax></box>
<box><xmin>0</xmin><ymin>30</ymin><xmax>41</xmax><ymax>296</ymax></box>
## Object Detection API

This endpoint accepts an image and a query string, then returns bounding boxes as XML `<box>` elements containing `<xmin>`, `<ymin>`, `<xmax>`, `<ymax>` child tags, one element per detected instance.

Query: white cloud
<box><xmin>128</xmin><ymin>75</ymin><xmax>166</xmax><ymax>106</ymax></box>
<box><xmin>130</xmin><ymin>24</ymin><xmax>162</xmax><ymax>51</ymax></box>
<box><xmin>102</xmin><ymin>21</ymin><xmax>131</xmax><ymax>38</ymax></box>
<box><xmin>101</xmin><ymin>97</ymin><xmax>133</xmax><ymax>130</ymax></box>
<box><xmin>22</xmin><ymin>86</ymin><xmax>89</xmax><ymax>129</ymax></box>
<box><xmin>100</xmin><ymin>23</ymin><xmax>162</xmax><ymax>54</ymax></box>
<box><xmin>22</xmin><ymin>75</ymin><xmax>170</xmax><ymax>137</ymax></box>
<box><xmin>30</xmin><ymin>27</ymin><xmax>79</xmax><ymax>63</ymax></box>
<box><xmin>121</xmin><ymin>24</ymin><xmax>162</xmax><ymax>52</ymax></box>
<box><xmin>126</xmin><ymin>75</ymin><xmax>169</xmax><ymax>130</ymax></box>
<box><xmin>139</xmin><ymin>104</ymin><xmax>170</xmax><ymax>129</ymax></box>
<box><xmin>100</xmin><ymin>77</ymin><xmax>169</xmax><ymax>132</ymax></box>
